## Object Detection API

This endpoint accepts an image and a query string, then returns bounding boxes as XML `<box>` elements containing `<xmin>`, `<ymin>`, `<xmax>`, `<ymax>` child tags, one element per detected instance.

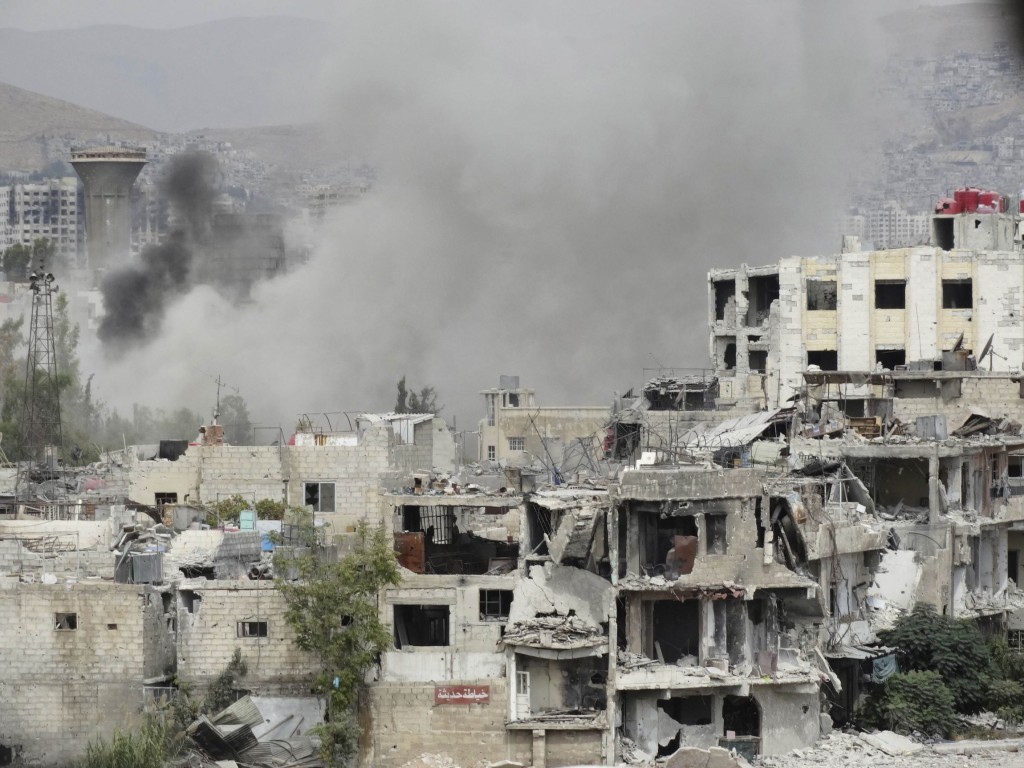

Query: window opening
<box><xmin>487</xmin><ymin>445</ymin><xmax>496</xmax><ymax>461</ymax></box>
<box><xmin>807</xmin><ymin>350</ymin><xmax>838</xmax><ymax>370</ymax></box>
<box><xmin>508</xmin><ymin>437</ymin><xmax>525</xmax><ymax>452</ymax></box>
<box><xmin>55</xmin><ymin>612</ymin><xmax>77</xmax><ymax>630</ymax></box>
<box><xmin>237</xmin><ymin>621</ymin><xmax>268</xmax><ymax>638</ymax></box>
<box><xmin>304</xmin><ymin>481</ymin><xmax>335</xmax><ymax>513</ymax></box>
<box><xmin>875</xmin><ymin>349</ymin><xmax>906</xmax><ymax>369</ymax></box>
<box><xmin>154</xmin><ymin>492</ymin><xmax>178</xmax><ymax>506</ymax></box>
<box><xmin>942</xmin><ymin>279</ymin><xmax>973</xmax><ymax>309</ymax></box>
<box><xmin>806</xmin><ymin>280</ymin><xmax>837</xmax><ymax>311</ymax></box>
<box><xmin>714</xmin><ymin>280</ymin><xmax>736</xmax><ymax>321</ymax></box>
<box><xmin>394</xmin><ymin>604</ymin><xmax>450</xmax><ymax>647</ymax></box>
<box><xmin>707</xmin><ymin>515</ymin><xmax>728</xmax><ymax>554</ymax></box>
<box><xmin>874</xmin><ymin>280</ymin><xmax>906</xmax><ymax>309</ymax></box>
<box><xmin>479</xmin><ymin>589</ymin><xmax>513</xmax><ymax>620</ymax></box>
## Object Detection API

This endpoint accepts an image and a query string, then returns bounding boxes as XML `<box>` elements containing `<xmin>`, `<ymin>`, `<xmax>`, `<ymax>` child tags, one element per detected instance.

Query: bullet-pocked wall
<box><xmin>0</xmin><ymin>582</ymin><xmax>171</xmax><ymax>767</ymax></box>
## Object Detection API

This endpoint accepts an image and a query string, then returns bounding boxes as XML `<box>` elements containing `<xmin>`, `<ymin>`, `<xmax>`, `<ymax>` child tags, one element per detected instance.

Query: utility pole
<box><xmin>19</xmin><ymin>261</ymin><xmax>63</xmax><ymax>477</ymax></box>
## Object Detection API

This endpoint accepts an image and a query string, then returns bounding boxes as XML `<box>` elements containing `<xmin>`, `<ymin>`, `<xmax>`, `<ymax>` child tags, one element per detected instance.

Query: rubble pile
<box><xmin>755</xmin><ymin>730</ymin><xmax>1024</xmax><ymax>768</ymax></box>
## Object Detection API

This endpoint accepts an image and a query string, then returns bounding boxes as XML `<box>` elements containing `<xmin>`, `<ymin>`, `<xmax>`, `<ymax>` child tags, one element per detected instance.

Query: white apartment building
<box><xmin>710</xmin><ymin>188</ymin><xmax>1024</xmax><ymax>409</ymax></box>
<box><xmin>5</xmin><ymin>177</ymin><xmax>82</xmax><ymax>264</ymax></box>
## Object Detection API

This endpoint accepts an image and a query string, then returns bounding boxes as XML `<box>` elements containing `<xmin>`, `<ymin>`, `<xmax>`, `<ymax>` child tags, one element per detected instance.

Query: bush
<box><xmin>869</xmin><ymin>671</ymin><xmax>957</xmax><ymax>738</ymax></box>
<box><xmin>878</xmin><ymin>604</ymin><xmax>993</xmax><ymax>713</ymax></box>
<box><xmin>77</xmin><ymin>718</ymin><xmax>170</xmax><ymax>768</ymax></box>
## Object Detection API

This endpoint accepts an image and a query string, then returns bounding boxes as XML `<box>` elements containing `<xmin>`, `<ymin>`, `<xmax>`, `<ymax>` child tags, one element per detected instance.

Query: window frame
<box><xmin>303</xmin><ymin>481</ymin><xmax>336</xmax><ymax>513</ymax></box>
<box><xmin>479</xmin><ymin>589</ymin><xmax>513</xmax><ymax>621</ymax></box>
<box><xmin>237</xmin><ymin>621</ymin><xmax>269</xmax><ymax>638</ymax></box>
<box><xmin>508</xmin><ymin>437</ymin><xmax>525</xmax><ymax>452</ymax></box>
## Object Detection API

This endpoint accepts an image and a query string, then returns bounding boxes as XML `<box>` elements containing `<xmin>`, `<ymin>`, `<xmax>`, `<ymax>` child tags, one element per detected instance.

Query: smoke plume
<box><xmin>97</xmin><ymin>151</ymin><xmax>287</xmax><ymax>353</ymax></box>
<box><xmin>83</xmin><ymin>2</ymin><xmax>949</xmax><ymax>433</ymax></box>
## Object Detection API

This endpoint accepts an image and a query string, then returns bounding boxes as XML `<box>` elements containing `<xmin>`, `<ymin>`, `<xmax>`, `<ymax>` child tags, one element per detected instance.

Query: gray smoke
<box><xmin>85</xmin><ymin>2</ymin><xmax>945</xmax><ymax>432</ymax></box>
<box><xmin>97</xmin><ymin>151</ymin><xmax>284</xmax><ymax>353</ymax></box>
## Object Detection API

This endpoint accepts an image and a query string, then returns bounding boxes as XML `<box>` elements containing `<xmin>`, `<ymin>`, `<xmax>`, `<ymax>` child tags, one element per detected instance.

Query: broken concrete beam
<box><xmin>857</xmin><ymin>730</ymin><xmax>923</xmax><ymax>756</ymax></box>
<box><xmin>664</xmin><ymin>745</ymin><xmax>751</xmax><ymax>768</ymax></box>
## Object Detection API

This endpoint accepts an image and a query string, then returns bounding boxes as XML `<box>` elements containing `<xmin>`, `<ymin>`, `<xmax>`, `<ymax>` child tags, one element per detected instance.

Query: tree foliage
<box><xmin>275</xmin><ymin>523</ymin><xmax>400</xmax><ymax>765</ymax></box>
<box><xmin>394</xmin><ymin>375</ymin><xmax>438</xmax><ymax>414</ymax></box>
<box><xmin>867</xmin><ymin>671</ymin><xmax>957</xmax><ymax>738</ymax></box>
<box><xmin>878</xmin><ymin>603</ymin><xmax>993</xmax><ymax>713</ymax></box>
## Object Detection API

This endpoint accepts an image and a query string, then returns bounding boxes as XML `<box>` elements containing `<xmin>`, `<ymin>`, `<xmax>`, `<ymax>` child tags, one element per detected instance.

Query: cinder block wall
<box><xmin>367</xmin><ymin>678</ymin><xmax>534</xmax><ymax>768</ymax></box>
<box><xmin>0</xmin><ymin>583</ymin><xmax>149</xmax><ymax>766</ymax></box>
<box><xmin>176</xmin><ymin>581</ymin><xmax>316</xmax><ymax>694</ymax></box>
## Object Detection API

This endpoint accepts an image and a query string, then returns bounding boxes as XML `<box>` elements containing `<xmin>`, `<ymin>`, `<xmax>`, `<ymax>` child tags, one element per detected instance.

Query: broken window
<box><xmin>237</xmin><ymin>621</ymin><xmax>268</xmax><ymax>638</ymax></box>
<box><xmin>723</xmin><ymin>342</ymin><xmax>736</xmax><ymax>370</ymax></box>
<box><xmin>875</xmin><ymin>349</ymin><xmax>906</xmax><ymax>369</ymax></box>
<box><xmin>154</xmin><ymin>492</ymin><xmax>178</xmax><ymax>506</ymax></box>
<box><xmin>933</xmin><ymin>217</ymin><xmax>954</xmax><ymax>250</ymax></box>
<box><xmin>303</xmin><ymin>481</ymin><xmax>335</xmax><ymax>513</ymax></box>
<box><xmin>714</xmin><ymin>279</ymin><xmax>736</xmax><ymax>321</ymax></box>
<box><xmin>748</xmin><ymin>350</ymin><xmax>767</xmax><ymax>373</ymax></box>
<box><xmin>874</xmin><ymin>280</ymin><xmax>906</xmax><ymax>309</ymax></box>
<box><xmin>487</xmin><ymin>445</ymin><xmax>495</xmax><ymax>461</ymax></box>
<box><xmin>806</xmin><ymin>350</ymin><xmax>838</xmax><ymax>370</ymax></box>
<box><xmin>806</xmin><ymin>279</ymin><xmax>837</xmax><ymax>311</ymax></box>
<box><xmin>55</xmin><ymin>612</ymin><xmax>77</xmax><ymax>630</ymax></box>
<box><xmin>479</xmin><ymin>589</ymin><xmax>513</xmax><ymax>620</ymax></box>
<box><xmin>942</xmin><ymin>279</ymin><xmax>973</xmax><ymax>309</ymax></box>
<box><xmin>486</xmin><ymin>395</ymin><xmax>496</xmax><ymax>426</ymax></box>
<box><xmin>652</xmin><ymin>599</ymin><xmax>700</xmax><ymax>663</ymax></box>
<box><xmin>394</xmin><ymin>604</ymin><xmax>450</xmax><ymax>647</ymax></box>
<box><xmin>506</xmin><ymin>392</ymin><xmax>520</xmax><ymax>407</ymax></box>
<box><xmin>706</xmin><ymin>515</ymin><xmax>728</xmax><ymax>554</ymax></box>
<box><xmin>508</xmin><ymin>437</ymin><xmax>525</xmax><ymax>452</ymax></box>
<box><xmin>722</xmin><ymin>695</ymin><xmax>761</xmax><ymax>738</ymax></box>
<box><xmin>746</xmin><ymin>274</ymin><xmax>779</xmax><ymax>326</ymax></box>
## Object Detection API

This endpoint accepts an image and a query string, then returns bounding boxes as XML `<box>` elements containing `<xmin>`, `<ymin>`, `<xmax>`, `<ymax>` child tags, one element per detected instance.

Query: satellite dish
<box><xmin>952</xmin><ymin>331</ymin><xmax>965</xmax><ymax>351</ymax></box>
<box><xmin>979</xmin><ymin>333</ymin><xmax>995</xmax><ymax>365</ymax></box>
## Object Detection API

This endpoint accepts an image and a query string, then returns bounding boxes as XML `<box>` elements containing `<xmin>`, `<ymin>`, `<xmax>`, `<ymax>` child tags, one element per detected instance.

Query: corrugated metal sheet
<box><xmin>212</xmin><ymin>695</ymin><xmax>265</xmax><ymax>727</ymax></box>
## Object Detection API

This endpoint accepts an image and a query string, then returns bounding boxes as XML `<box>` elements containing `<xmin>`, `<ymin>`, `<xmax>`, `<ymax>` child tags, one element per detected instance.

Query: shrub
<box><xmin>878</xmin><ymin>604</ymin><xmax>993</xmax><ymax>713</ymax></box>
<box><xmin>869</xmin><ymin>671</ymin><xmax>957</xmax><ymax>738</ymax></box>
<box><xmin>77</xmin><ymin>718</ymin><xmax>170</xmax><ymax>768</ymax></box>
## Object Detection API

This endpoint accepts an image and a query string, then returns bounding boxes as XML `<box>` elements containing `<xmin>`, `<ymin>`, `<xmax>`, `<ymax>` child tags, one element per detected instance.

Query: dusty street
<box><xmin>757</xmin><ymin>732</ymin><xmax>1024</xmax><ymax>768</ymax></box>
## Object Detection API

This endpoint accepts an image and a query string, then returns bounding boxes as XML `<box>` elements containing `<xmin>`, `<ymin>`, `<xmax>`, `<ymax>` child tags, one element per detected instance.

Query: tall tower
<box><xmin>20</xmin><ymin>264</ymin><xmax>63</xmax><ymax>468</ymax></box>
<box><xmin>71</xmin><ymin>146</ymin><xmax>147</xmax><ymax>271</ymax></box>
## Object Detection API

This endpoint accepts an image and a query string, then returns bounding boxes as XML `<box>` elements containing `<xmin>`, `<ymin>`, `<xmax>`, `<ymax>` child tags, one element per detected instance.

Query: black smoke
<box><xmin>97</xmin><ymin>151</ymin><xmax>285</xmax><ymax>353</ymax></box>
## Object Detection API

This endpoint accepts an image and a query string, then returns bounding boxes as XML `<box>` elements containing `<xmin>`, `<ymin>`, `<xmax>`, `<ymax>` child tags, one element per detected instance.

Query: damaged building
<box><xmin>709</xmin><ymin>188</ymin><xmax>1024</xmax><ymax>410</ymax></box>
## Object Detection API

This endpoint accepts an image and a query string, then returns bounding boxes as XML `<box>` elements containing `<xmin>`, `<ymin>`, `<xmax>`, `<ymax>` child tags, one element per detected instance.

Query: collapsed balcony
<box><xmin>502</xmin><ymin>563</ymin><xmax>612</xmax><ymax>728</ymax></box>
<box><xmin>392</xmin><ymin>498</ymin><xmax>520</xmax><ymax>575</ymax></box>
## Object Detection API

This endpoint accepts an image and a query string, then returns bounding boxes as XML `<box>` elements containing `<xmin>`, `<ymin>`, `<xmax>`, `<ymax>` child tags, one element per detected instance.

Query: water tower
<box><xmin>70</xmin><ymin>146</ymin><xmax>147</xmax><ymax>271</ymax></box>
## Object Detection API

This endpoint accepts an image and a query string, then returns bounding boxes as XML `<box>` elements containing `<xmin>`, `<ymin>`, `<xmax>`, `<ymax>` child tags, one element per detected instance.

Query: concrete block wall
<box><xmin>176</xmin><ymin>581</ymin><xmax>316</xmax><ymax>693</ymax></box>
<box><xmin>0</xmin><ymin>582</ymin><xmax>150</xmax><ymax>766</ymax></box>
<box><xmin>197</xmin><ymin>445</ymin><xmax>286</xmax><ymax>504</ymax></box>
<box><xmin>893</xmin><ymin>377</ymin><xmax>1024</xmax><ymax>424</ymax></box>
<box><xmin>367</xmin><ymin>678</ymin><xmax>534</xmax><ymax>768</ymax></box>
<box><xmin>544</xmin><ymin>730</ymin><xmax>604</xmax><ymax>767</ymax></box>
<box><xmin>283</xmin><ymin>426</ymin><xmax>392</xmax><ymax>533</ymax></box>
<box><xmin>128</xmin><ymin>451</ymin><xmax>200</xmax><ymax>506</ymax></box>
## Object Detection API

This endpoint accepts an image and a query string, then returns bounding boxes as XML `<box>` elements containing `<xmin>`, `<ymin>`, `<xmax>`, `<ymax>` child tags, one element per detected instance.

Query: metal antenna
<box><xmin>19</xmin><ymin>259</ymin><xmax>63</xmax><ymax>475</ymax></box>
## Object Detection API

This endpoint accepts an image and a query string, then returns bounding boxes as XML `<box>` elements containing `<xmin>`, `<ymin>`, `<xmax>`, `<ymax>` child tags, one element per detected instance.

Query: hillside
<box><xmin>0</xmin><ymin>17</ymin><xmax>332</xmax><ymax>133</ymax></box>
<box><xmin>0</xmin><ymin>81</ymin><xmax>158</xmax><ymax>172</ymax></box>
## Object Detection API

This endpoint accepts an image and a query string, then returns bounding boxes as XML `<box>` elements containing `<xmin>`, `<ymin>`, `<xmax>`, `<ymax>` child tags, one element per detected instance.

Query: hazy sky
<box><xmin>0</xmin><ymin>1</ymin><xmax>333</xmax><ymax>29</ymax></box>
<box><xmin>0</xmin><ymin>0</ymin><xmax>984</xmax><ymax>30</ymax></box>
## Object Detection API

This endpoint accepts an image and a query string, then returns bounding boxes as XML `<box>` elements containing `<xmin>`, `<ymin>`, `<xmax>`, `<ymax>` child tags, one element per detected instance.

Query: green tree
<box><xmin>878</xmin><ymin>603</ymin><xmax>993</xmax><ymax>713</ymax></box>
<box><xmin>866</xmin><ymin>670</ymin><xmax>957</xmax><ymax>738</ymax></box>
<box><xmin>394</xmin><ymin>375</ymin><xmax>439</xmax><ymax>413</ymax></box>
<box><xmin>276</xmin><ymin>523</ymin><xmax>400</xmax><ymax>765</ymax></box>
<box><xmin>219</xmin><ymin>393</ymin><xmax>252</xmax><ymax>445</ymax></box>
